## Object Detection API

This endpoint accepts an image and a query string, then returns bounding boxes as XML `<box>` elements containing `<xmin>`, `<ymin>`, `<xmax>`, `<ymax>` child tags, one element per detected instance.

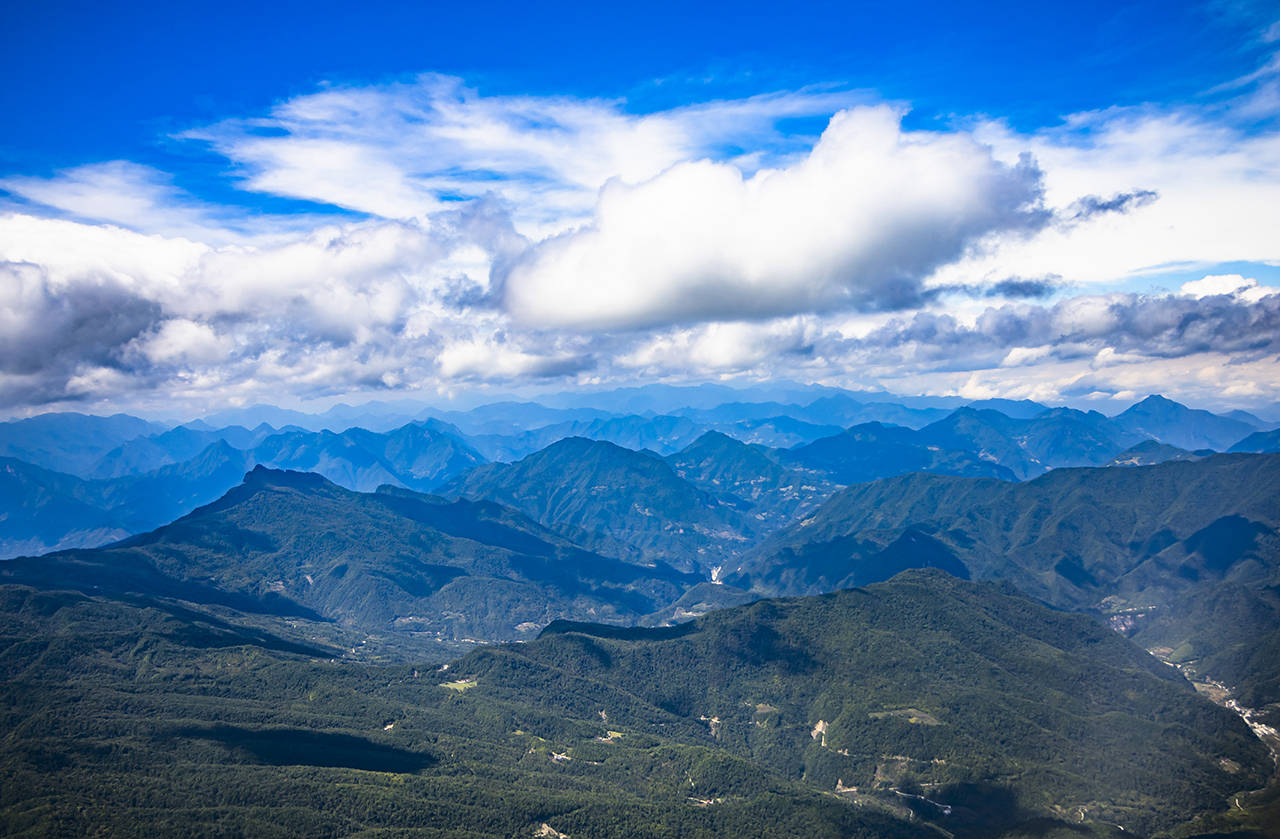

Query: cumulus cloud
<box><xmin>0</xmin><ymin>261</ymin><xmax>162</xmax><ymax>405</ymax></box>
<box><xmin>618</xmin><ymin>319</ymin><xmax>818</xmax><ymax>374</ymax></box>
<box><xmin>501</xmin><ymin>106</ymin><xmax>1046</xmax><ymax>330</ymax></box>
<box><xmin>1179</xmin><ymin>274</ymin><xmax>1275</xmax><ymax>303</ymax></box>
<box><xmin>437</xmin><ymin>337</ymin><xmax>592</xmax><ymax>381</ymax></box>
<box><xmin>842</xmin><ymin>283</ymin><xmax>1280</xmax><ymax>365</ymax></box>
<box><xmin>3</xmin><ymin>66</ymin><xmax>1280</xmax><ymax>414</ymax></box>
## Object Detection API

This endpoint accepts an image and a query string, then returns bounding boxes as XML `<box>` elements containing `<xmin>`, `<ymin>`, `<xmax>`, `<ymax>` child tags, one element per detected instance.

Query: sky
<box><xmin>2</xmin><ymin>0</ymin><xmax>1280</xmax><ymax>417</ymax></box>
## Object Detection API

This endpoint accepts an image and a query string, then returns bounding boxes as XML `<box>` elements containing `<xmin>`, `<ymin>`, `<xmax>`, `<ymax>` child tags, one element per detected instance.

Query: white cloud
<box><xmin>619</xmin><ymin>319</ymin><xmax>816</xmax><ymax>373</ymax></box>
<box><xmin>437</xmin><ymin>337</ymin><xmax>589</xmax><ymax>380</ymax></box>
<box><xmin>502</xmin><ymin>106</ymin><xmax>1045</xmax><ymax>330</ymax></box>
<box><xmin>3</xmin><ymin>67</ymin><xmax>1280</xmax><ymax>414</ymax></box>
<box><xmin>1179</xmin><ymin>273</ymin><xmax>1278</xmax><ymax>303</ymax></box>
<box><xmin>1</xmin><ymin>162</ymin><xmax>216</xmax><ymax>240</ymax></box>
<box><xmin>941</xmin><ymin>94</ymin><xmax>1280</xmax><ymax>290</ymax></box>
<box><xmin>132</xmin><ymin>319</ymin><xmax>233</xmax><ymax>365</ymax></box>
<box><xmin>182</xmin><ymin>75</ymin><xmax>865</xmax><ymax>232</ymax></box>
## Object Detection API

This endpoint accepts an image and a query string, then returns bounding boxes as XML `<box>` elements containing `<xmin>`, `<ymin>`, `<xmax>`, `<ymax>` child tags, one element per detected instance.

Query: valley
<box><xmin>2</xmin><ymin>388</ymin><xmax>1279</xmax><ymax>837</ymax></box>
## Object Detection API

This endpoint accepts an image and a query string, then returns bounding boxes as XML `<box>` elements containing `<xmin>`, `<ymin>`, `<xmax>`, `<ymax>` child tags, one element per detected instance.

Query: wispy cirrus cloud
<box><xmin>179</xmin><ymin>75</ymin><xmax>868</xmax><ymax>230</ymax></box>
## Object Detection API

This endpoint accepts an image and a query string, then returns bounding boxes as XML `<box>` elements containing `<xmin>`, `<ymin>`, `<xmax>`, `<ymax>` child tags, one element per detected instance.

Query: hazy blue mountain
<box><xmin>674</xmin><ymin>400</ymin><xmax>805</xmax><ymax>424</ymax></box>
<box><xmin>326</xmin><ymin>423</ymin><xmax>487</xmax><ymax>489</ymax></box>
<box><xmin>1111</xmin><ymin>394</ymin><xmax>1257</xmax><ymax>451</ymax></box>
<box><xmin>783</xmin><ymin>421</ymin><xmax>1017</xmax><ymax>483</ymax></box>
<box><xmin>0</xmin><ymin>422</ymin><xmax>486</xmax><ymax>558</ymax></box>
<box><xmin>911</xmin><ymin>407</ymin><xmax>1127</xmax><ymax>479</ymax></box>
<box><xmin>249</xmin><ymin>422</ymin><xmax>486</xmax><ymax>492</ymax></box>
<box><xmin>666</xmin><ymin>431</ymin><xmax>835</xmax><ymax>531</ymax></box>
<box><xmin>441</xmin><ymin>436</ymin><xmax>751</xmax><ymax>573</ymax></box>
<box><xmin>962</xmin><ymin>397</ymin><xmax>1051</xmax><ymax>418</ymax></box>
<box><xmin>89</xmin><ymin>423</ymin><xmax>275</xmax><ymax>478</ymax></box>
<box><xmin>716</xmin><ymin>415</ymin><xmax>846</xmax><ymax>447</ymax></box>
<box><xmin>0</xmin><ymin>456</ymin><xmax>130</xmax><ymax>557</ymax></box>
<box><xmin>248</xmin><ymin>428</ymin><xmax>407</xmax><ymax>492</ymax></box>
<box><xmin>0</xmin><ymin>441</ymin><xmax>257</xmax><ymax>559</ymax></box>
<box><xmin>424</xmin><ymin>401</ymin><xmax>618</xmax><ymax>436</ymax></box>
<box><xmin>792</xmin><ymin>393</ymin><xmax>950</xmax><ymax>429</ymax></box>
<box><xmin>196</xmin><ymin>404</ymin><xmax>330</xmax><ymax>431</ymax></box>
<box><xmin>95</xmin><ymin>440</ymin><xmax>257</xmax><ymax>531</ymax></box>
<box><xmin>538</xmin><ymin>381</ymin><xmax>851</xmax><ymax>413</ymax></box>
<box><xmin>0</xmin><ymin>412</ymin><xmax>165</xmax><ymax>477</ymax></box>
<box><xmin>1</xmin><ymin>466</ymin><xmax>698</xmax><ymax>643</ymax></box>
<box><xmin>464</xmin><ymin>570</ymin><xmax>1270</xmax><ymax>837</ymax></box>
<box><xmin>1224</xmin><ymin>408</ymin><xmax>1275</xmax><ymax>429</ymax></box>
<box><xmin>1105</xmin><ymin>439</ymin><xmax>1207</xmax><ymax>466</ymax></box>
<box><xmin>560</xmin><ymin>413</ymin><xmax>707</xmax><ymax>455</ymax></box>
<box><xmin>465</xmin><ymin>413</ymin><xmax>709</xmax><ymax>461</ymax></box>
<box><xmin>1016</xmin><ymin>406</ymin><xmax>1146</xmax><ymax>464</ymax></box>
<box><xmin>1230</xmin><ymin>427</ymin><xmax>1280</xmax><ymax>453</ymax></box>
<box><xmin>313</xmin><ymin>398</ymin><xmax>436</xmax><ymax>432</ymax></box>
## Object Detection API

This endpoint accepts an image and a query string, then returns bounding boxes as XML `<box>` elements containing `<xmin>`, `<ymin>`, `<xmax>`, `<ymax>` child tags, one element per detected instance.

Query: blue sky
<box><xmin>4</xmin><ymin>0</ymin><xmax>1273</xmax><ymax>204</ymax></box>
<box><xmin>1</xmin><ymin>0</ymin><xmax>1279</xmax><ymax>416</ymax></box>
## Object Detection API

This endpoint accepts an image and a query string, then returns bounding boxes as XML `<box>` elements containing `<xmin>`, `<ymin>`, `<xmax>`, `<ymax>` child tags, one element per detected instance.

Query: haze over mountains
<box><xmin>3</xmin><ymin>389</ymin><xmax>1275</xmax><ymax>560</ymax></box>
<box><xmin>4</xmin><ymin>387</ymin><xmax>1280</xmax><ymax>836</ymax></box>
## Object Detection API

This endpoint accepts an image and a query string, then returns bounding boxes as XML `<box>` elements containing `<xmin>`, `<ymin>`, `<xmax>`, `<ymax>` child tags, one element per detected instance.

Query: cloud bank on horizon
<box><xmin>3</xmin><ymin>15</ymin><xmax>1280</xmax><ymax>415</ymax></box>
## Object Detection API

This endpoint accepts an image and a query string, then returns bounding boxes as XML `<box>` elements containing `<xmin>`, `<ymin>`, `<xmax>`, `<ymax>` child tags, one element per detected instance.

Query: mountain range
<box><xmin>5</xmin><ymin>391</ymin><xmax>1272</xmax><ymax>561</ymax></box>
<box><xmin>3</xmin><ymin>390</ymin><xmax>1280</xmax><ymax>836</ymax></box>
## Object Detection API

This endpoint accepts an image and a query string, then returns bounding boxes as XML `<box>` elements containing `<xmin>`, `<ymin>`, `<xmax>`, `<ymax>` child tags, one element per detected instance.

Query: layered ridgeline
<box><xmin>780</xmin><ymin>421</ymin><xmax>1018</xmax><ymax>483</ymax></box>
<box><xmin>733</xmin><ymin>454</ymin><xmax>1280</xmax><ymax>707</ymax></box>
<box><xmin>0</xmin><ymin>467</ymin><xmax>699</xmax><ymax>649</ymax></box>
<box><xmin>3</xmin><ymin>392</ymin><xmax>1274</xmax><ymax>559</ymax></box>
<box><xmin>734</xmin><ymin>454</ymin><xmax>1280</xmax><ymax>605</ymax></box>
<box><xmin>1</xmin><ymin>570</ymin><xmax>1271</xmax><ymax>837</ymax></box>
<box><xmin>1232</xmin><ymin>427</ymin><xmax>1280</xmax><ymax>453</ymax></box>
<box><xmin>1112</xmin><ymin>394</ymin><xmax>1260</xmax><ymax>452</ymax></box>
<box><xmin>0</xmin><ymin>421</ymin><xmax>486</xmax><ymax>558</ymax></box>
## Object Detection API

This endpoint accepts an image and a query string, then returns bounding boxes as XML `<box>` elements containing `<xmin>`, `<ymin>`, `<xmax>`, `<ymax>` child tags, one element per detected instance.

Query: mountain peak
<box><xmin>242</xmin><ymin>464</ymin><xmax>334</xmax><ymax>491</ymax></box>
<box><xmin>682</xmin><ymin>430</ymin><xmax>746</xmax><ymax>453</ymax></box>
<box><xmin>1133</xmin><ymin>393</ymin><xmax>1180</xmax><ymax>409</ymax></box>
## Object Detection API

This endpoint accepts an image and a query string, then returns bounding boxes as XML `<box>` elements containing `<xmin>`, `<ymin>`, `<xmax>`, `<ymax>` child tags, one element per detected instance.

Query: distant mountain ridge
<box><xmin>1112</xmin><ymin>394</ymin><xmax>1259</xmax><ymax>451</ymax></box>
<box><xmin>0</xmin><ymin>422</ymin><xmax>487</xmax><ymax>558</ymax></box>
<box><xmin>3</xmin><ymin>392</ymin><xmax>1274</xmax><ymax>562</ymax></box>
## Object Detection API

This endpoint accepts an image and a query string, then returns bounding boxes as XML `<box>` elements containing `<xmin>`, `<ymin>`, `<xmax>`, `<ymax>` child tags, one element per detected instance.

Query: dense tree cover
<box><xmin>0</xmin><ymin>467</ymin><xmax>698</xmax><ymax>648</ymax></box>
<box><xmin>441</xmin><ymin>437</ymin><xmax>754</xmax><ymax>573</ymax></box>
<box><xmin>0</xmin><ymin>570</ymin><xmax>1273</xmax><ymax>837</ymax></box>
<box><xmin>459</xmin><ymin>570</ymin><xmax>1271</xmax><ymax>837</ymax></box>
<box><xmin>665</xmin><ymin>431</ymin><xmax>835</xmax><ymax>530</ymax></box>
<box><xmin>735</xmin><ymin>455</ymin><xmax>1280</xmax><ymax>704</ymax></box>
<box><xmin>739</xmin><ymin>454</ymin><xmax>1280</xmax><ymax>604</ymax></box>
<box><xmin>0</xmin><ymin>584</ymin><xmax>931</xmax><ymax>839</ymax></box>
